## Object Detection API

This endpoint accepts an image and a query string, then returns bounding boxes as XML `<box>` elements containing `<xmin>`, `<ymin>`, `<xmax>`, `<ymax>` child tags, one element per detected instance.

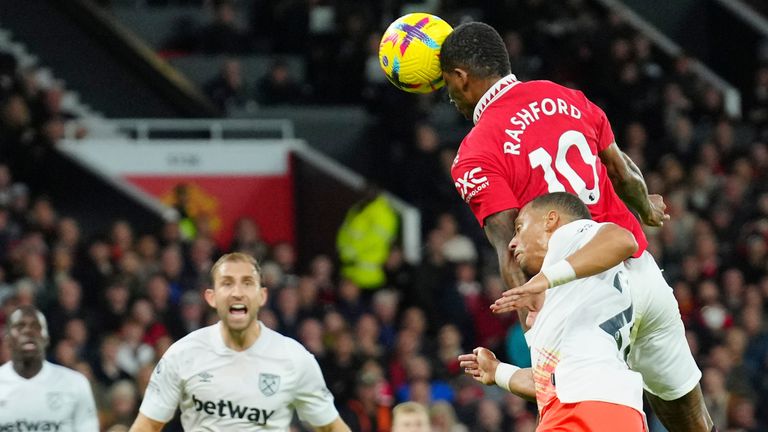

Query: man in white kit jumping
<box><xmin>129</xmin><ymin>252</ymin><xmax>350</xmax><ymax>432</ymax></box>
<box><xmin>461</xmin><ymin>192</ymin><xmax>645</xmax><ymax>430</ymax></box>
<box><xmin>0</xmin><ymin>306</ymin><xmax>99</xmax><ymax>432</ymax></box>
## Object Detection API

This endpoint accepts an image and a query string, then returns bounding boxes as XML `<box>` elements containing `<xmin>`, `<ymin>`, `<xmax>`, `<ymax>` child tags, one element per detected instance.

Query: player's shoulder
<box><xmin>163</xmin><ymin>324</ymin><xmax>217</xmax><ymax>358</ymax></box>
<box><xmin>260</xmin><ymin>325</ymin><xmax>313</xmax><ymax>359</ymax></box>
<box><xmin>45</xmin><ymin>362</ymin><xmax>91</xmax><ymax>387</ymax></box>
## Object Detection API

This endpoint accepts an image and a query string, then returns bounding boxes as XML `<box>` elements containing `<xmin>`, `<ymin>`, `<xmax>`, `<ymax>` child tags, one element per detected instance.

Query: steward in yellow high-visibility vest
<box><xmin>336</xmin><ymin>190</ymin><xmax>399</xmax><ymax>290</ymax></box>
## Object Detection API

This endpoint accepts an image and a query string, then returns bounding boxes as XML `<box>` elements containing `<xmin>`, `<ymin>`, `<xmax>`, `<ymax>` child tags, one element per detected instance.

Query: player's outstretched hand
<box><xmin>643</xmin><ymin>194</ymin><xmax>671</xmax><ymax>227</ymax></box>
<box><xmin>491</xmin><ymin>273</ymin><xmax>548</xmax><ymax>314</ymax></box>
<box><xmin>458</xmin><ymin>347</ymin><xmax>499</xmax><ymax>386</ymax></box>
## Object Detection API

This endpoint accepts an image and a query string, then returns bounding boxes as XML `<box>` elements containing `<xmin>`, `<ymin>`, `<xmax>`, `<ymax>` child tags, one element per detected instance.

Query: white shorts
<box><xmin>625</xmin><ymin>251</ymin><xmax>702</xmax><ymax>401</ymax></box>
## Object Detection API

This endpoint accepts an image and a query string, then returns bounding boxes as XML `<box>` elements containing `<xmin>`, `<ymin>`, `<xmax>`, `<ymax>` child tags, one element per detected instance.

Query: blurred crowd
<box><xmin>0</xmin><ymin>0</ymin><xmax>767</xmax><ymax>431</ymax></box>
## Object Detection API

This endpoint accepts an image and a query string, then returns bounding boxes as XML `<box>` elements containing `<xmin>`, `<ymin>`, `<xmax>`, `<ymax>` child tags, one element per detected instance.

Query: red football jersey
<box><xmin>451</xmin><ymin>75</ymin><xmax>647</xmax><ymax>256</ymax></box>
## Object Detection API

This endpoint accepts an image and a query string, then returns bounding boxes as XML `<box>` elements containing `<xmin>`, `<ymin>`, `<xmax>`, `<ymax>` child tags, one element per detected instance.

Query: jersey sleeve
<box><xmin>73</xmin><ymin>375</ymin><xmax>99</xmax><ymax>432</ymax></box>
<box><xmin>292</xmin><ymin>351</ymin><xmax>340</xmax><ymax>427</ymax></box>
<box><xmin>587</xmin><ymin>99</ymin><xmax>616</xmax><ymax>152</ymax></box>
<box><xmin>452</xmin><ymin>136</ymin><xmax>520</xmax><ymax>227</ymax></box>
<box><xmin>139</xmin><ymin>354</ymin><xmax>182</xmax><ymax>423</ymax></box>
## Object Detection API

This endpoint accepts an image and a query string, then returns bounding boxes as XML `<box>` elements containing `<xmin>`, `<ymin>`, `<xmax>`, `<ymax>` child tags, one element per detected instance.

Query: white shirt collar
<box><xmin>473</xmin><ymin>74</ymin><xmax>520</xmax><ymax>125</ymax></box>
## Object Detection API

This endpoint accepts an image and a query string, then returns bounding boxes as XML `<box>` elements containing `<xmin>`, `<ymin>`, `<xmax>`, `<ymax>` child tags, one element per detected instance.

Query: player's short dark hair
<box><xmin>440</xmin><ymin>22</ymin><xmax>511</xmax><ymax>78</ymax></box>
<box><xmin>527</xmin><ymin>192</ymin><xmax>592</xmax><ymax>221</ymax></box>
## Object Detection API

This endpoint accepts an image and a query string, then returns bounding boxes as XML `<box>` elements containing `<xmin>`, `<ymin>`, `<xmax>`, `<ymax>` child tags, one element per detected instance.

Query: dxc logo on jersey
<box><xmin>192</xmin><ymin>394</ymin><xmax>275</xmax><ymax>426</ymax></box>
<box><xmin>455</xmin><ymin>167</ymin><xmax>489</xmax><ymax>202</ymax></box>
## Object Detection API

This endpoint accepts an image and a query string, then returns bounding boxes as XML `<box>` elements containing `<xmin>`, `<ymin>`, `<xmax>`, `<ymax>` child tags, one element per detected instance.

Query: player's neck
<box><xmin>469</xmin><ymin>75</ymin><xmax>505</xmax><ymax>111</ymax></box>
<box><xmin>221</xmin><ymin>321</ymin><xmax>262</xmax><ymax>351</ymax></box>
<box><xmin>12</xmin><ymin>357</ymin><xmax>43</xmax><ymax>379</ymax></box>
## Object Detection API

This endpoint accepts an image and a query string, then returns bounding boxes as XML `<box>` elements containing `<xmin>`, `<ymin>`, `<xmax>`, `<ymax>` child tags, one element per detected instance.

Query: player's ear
<box><xmin>454</xmin><ymin>68</ymin><xmax>470</xmax><ymax>89</ymax></box>
<box><xmin>544</xmin><ymin>210</ymin><xmax>559</xmax><ymax>231</ymax></box>
<box><xmin>204</xmin><ymin>287</ymin><xmax>216</xmax><ymax>308</ymax></box>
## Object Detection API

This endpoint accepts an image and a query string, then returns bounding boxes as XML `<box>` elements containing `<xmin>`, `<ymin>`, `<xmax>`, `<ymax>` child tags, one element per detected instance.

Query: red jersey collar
<box><xmin>473</xmin><ymin>74</ymin><xmax>520</xmax><ymax>125</ymax></box>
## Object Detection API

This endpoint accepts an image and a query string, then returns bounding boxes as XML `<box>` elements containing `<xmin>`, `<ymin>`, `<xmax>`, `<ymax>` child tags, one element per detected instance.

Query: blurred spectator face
<box><xmin>56</xmin><ymin>218</ymin><xmax>80</xmax><ymax>247</ymax></box>
<box><xmin>333</xmin><ymin>331</ymin><xmax>355</xmax><ymax>359</ymax></box>
<box><xmin>64</xmin><ymin>318</ymin><xmax>88</xmax><ymax>347</ymax></box>
<box><xmin>120</xmin><ymin>320</ymin><xmax>145</xmax><ymax>345</ymax></box>
<box><xmin>708</xmin><ymin>345</ymin><xmax>734</xmax><ymax>373</ymax></box>
<box><xmin>406</xmin><ymin>356</ymin><xmax>431</xmax><ymax>381</ymax></box>
<box><xmin>725</xmin><ymin>327</ymin><xmax>748</xmax><ymax>360</ymax></box>
<box><xmin>372</xmin><ymin>290</ymin><xmax>398</xmax><ymax>324</ymax></box>
<box><xmin>504</xmin><ymin>31</ymin><xmax>524</xmax><ymax>57</ymax></box>
<box><xmin>477</xmin><ymin>399</ymin><xmax>503</xmax><ymax>431</ymax></box>
<box><xmin>415</xmin><ymin>123</ymin><xmax>439</xmax><ymax>153</ymax></box>
<box><xmin>356</xmin><ymin>314</ymin><xmax>379</xmax><ymax>341</ymax></box>
<box><xmin>234</xmin><ymin>217</ymin><xmax>259</xmax><ymax>243</ymax></box>
<box><xmin>89</xmin><ymin>240</ymin><xmax>110</xmax><ymax>263</ymax></box>
<box><xmin>24</xmin><ymin>253</ymin><xmax>46</xmax><ymax>281</ymax></box>
<box><xmin>701</xmin><ymin>367</ymin><xmax>726</xmax><ymax>395</ymax></box>
<box><xmin>119</xmin><ymin>251</ymin><xmax>141</xmax><ymax>276</ymax></box>
<box><xmin>337</xmin><ymin>279</ymin><xmax>360</xmax><ymax>303</ymax></box>
<box><xmin>395</xmin><ymin>330</ymin><xmax>420</xmax><ymax>357</ymax></box>
<box><xmin>393</xmin><ymin>410</ymin><xmax>429</xmax><ymax>432</ymax></box>
<box><xmin>109</xmin><ymin>380</ymin><xmax>138</xmax><ymax>419</ymax></box>
<box><xmin>1</xmin><ymin>94</ymin><xmax>30</xmax><ymax>129</ymax></box>
<box><xmin>401</xmin><ymin>307</ymin><xmax>426</xmax><ymax>335</ymax></box>
<box><xmin>52</xmin><ymin>247</ymin><xmax>73</xmax><ymax>274</ymax></box>
<box><xmin>610</xmin><ymin>38</ymin><xmax>631</xmax><ymax>62</ymax></box>
<box><xmin>180</xmin><ymin>291</ymin><xmax>203</xmax><ymax>323</ymax></box>
<box><xmin>741</xmin><ymin>306</ymin><xmax>764</xmax><ymax>336</ymax></box>
<box><xmin>702</xmin><ymin>87</ymin><xmax>723</xmax><ymax>113</ymax></box>
<box><xmin>57</xmin><ymin>279</ymin><xmax>81</xmax><ymax>312</ymax></box>
<box><xmin>106</xmin><ymin>283</ymin><xmax>130</xmax><ymax>312</ymax></box>
<box><xmin>729</xmin><ymin>397</ymin><xmax>757</xmax><ymax>428</ymax></box>
<box><xmin>297</xmin><ymin>277</ymin><xmax>319</xmax><ymax>308</ymax></box>
<box><xmin>214</xmin><ymin>2</ymin><xmax>236</xmax><ymax>25</ymax></box>
<box><xmin>100</xmin><ymin>336</ymin><xmax>120</xmax><ymax>363</ymax></box>
<box><xmin>161</xmin><ymin>222</ymin><xmax>181</xmax><ymax>245</ymax></box>
<box><xmin>310</xmin><ymin>255</ymin><xmax>333</xmax><ymax>281</ymax></box>
<box><xmin>53</xmin><ymin>339</ymin><xmax>78</xmax><ymax>367</ymax></box>
<box><xmin>44</xmin><ymin>87</ymin><xmax>64</xmax><ymax>114</ymax></box>
<box><xmin>160</xmin><ymin>247</ymin><xmax>183</xmax><ymax>279</ymax></box>
<box><xmin>438</xmin><ymin>324</ymin><xmax>461</xmax><ymax>350</ymax></box>
<box><xmin>42</xmin><ymin>119</ymin><xmax>66</xmax><ymax>142</ymax></box>
<box><xmin>136</xmin><ymin>235</ymin><xmax>159</xmax><ymax>261</ymax></box>
<box><xmin>322</xmin><ymin>311</ymin><xmax>346</xmax><ymax>335</ymax></box>
<box><xmin>131</xmin><ymin>299</ymin><xmax>156</xmax><ymax>327</ymax></box>
<box><xmin>408</xmin><ymin>379</ymin><xmax>431</xmax><ymax>406</ymax></box>
<box><xmin>190</xmin><ymin>237</ymin><xmax>214</xmax><ymax>267</ymax></box>
<box><xmin>430</xmin><ymin>401</ymin><xmax>459</xmax><ymax>432</ymax></box>
<box><xmin>259</xmin><ymin>262</ymin><xmax>283</xmax><ymax>289</ymax></box>
<box><xmin>298</xmin><ymin>318</ymin><xmax>324</xmax><ymax>354</ymax></box>
<box><xmin>625</xmin><ymin>122</ymin><xmax>647</xmax><ymax>149</ymax></box>
<box><xmin>146</xmin><ymin>275</ymin><xmax>170</xmax><ymax>310</ymax></box>
<box><xmin>111</xmin><ymin>221</ymin><xmax>133</xmax><ymax>249</ymax></box>
<box><xmin>272</xmin><ymin>242</ymin><xmax>296</xmax><ymax>271</ymax></box>
<box><xmin>277</xmin><ymin>287</ymin><xmax>300</xmax><ymax>317</ymax></box>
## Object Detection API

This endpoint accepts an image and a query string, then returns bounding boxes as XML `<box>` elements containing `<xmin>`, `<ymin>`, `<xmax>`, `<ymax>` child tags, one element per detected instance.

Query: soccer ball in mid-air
<box><xmin>378</xmin><ymin>13</ymin><xmax>453</xmax><ymax>94</ymax></box>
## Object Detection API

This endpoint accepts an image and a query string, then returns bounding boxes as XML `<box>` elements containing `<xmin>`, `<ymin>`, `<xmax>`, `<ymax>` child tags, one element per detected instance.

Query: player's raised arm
<box><xmin>483</xmin><ymin>208</ymin><xmax>531</xmax><ymax>327</ymax></box>
<box><xmin>493</xmin><ymin>222</ymin><xmax>638</xmax><ymax>313</ymax></box>
<box><xmin>599</xmin><ymin>143</ymin><xmax>668</xmax><ymax>227</ymax></box>
<box><xmin>128</xmin><ymin>413</ymin><xmax>166</xmax><ymax>432</ymax></box>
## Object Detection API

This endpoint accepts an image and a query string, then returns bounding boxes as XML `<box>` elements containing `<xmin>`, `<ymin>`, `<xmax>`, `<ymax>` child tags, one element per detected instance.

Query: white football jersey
<box><xmin>525</xmin><ymin>220</ymin><xmax>643</xmax><ymax>414</ymax></box>
<box><xmin>0</xmin><ymin>361</ymin><xmax>98</xmax><ymax>432</ymax></box>
<box><xmin>140</xmin><ymin>321</ymin><xmax>339</xmax><ymax>431</ymax></box>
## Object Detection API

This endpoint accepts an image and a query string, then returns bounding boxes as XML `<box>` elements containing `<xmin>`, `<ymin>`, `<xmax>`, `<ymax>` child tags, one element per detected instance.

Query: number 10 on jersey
<box><xmin>529</xmin><ymin>130</ymin><xmax>601</xmax><ymax>205</ymax></box>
